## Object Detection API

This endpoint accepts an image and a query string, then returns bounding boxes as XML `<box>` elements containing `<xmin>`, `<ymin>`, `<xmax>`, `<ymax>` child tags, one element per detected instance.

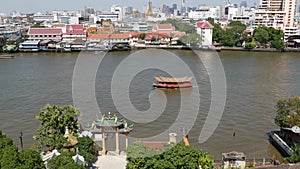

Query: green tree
<box><xmin>0</xmin><ymin>130</ymin><xmax>45</xmax><ymax>169</ymax></box>
<box><xmin>126</xmin><ymin>142</ymin><xmax>213</xmax><ymax>169</ymax></box>
<box><xmin>254</xmin><ymin>26</ymin><xmax>270</xmax><ymax>46</ymax></box>
<box><xmin>0</xmin><ymin>145</ymin><xmax>20</xmax><ymax>169</ymax></box>
<box><xmin>139</xmin><ymin>33</ymin><xmax>146</xmax><ymax>40</ymax></box>
<box><xmin>285</xmin><ymin>144</ymin><xmax>300</xmax><ymax>163</ymax></box>
<box><xmin>275</xmin><ymin>97</ymin><xmax>300</xmax><ymax>128</ymax></box>
<box><xmin>34</xmin><ymin>104</ymin><xmax>80</xmax><ymax>150</ymax></box>
<box><xmin>271</xmin><ymin>39</ymin><xmax>285</xmax><ymax>49</ymax></box>
<box><xmin>18</xmin><ymin>149</ymin><xmax>45</xmax><ymax>169</ymax></box>
<box><xmin>160</xmin><ymin>19</ymin><xmax>196</xmax><ymax>34</ymax></box>
<box><xmin>47</xmin><ymin>153</ymin><xmax>84</xmax><ymax>169</ymax></box>
<box><xmin>75</xmin><ymin>136</ymin><xmax>95</xmax><ymax>162</ymax></box>
<box><xmin>179</xmin><ymin>33</ymin><xmax>201</xmax><ymax>46</ymax></box>
<box><xmin>208</xmin><ymin>18</ymin><xmax>224</xmax><ymax>44</ymax></box>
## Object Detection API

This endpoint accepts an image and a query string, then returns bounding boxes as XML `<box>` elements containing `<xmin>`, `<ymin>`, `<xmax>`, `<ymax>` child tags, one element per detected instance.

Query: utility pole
<box><xmin>19</xmin><ymin>132</ymin><xmax>23</xmax><ymax>149</ymax></box>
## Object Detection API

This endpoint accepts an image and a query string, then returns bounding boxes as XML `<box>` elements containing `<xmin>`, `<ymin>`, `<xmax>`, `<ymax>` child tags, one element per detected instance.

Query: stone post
<box><xmin>102</xmin><ymin>129</ymin><xmax>106</xmax><ymax>156</ymax></box>
<box><xmin>116</xmin><ymin>128</ymin><xmax>120</xmax><ymax>156</ymax></box>
<box><xmin>169</xmin><ymin>133</ymin><xmax>177</xmax><ymax>144</ymax></box>
<box><xmin>125</xmin><ymin>133</ymin><xmax>129</xmax><ymax>148</ymax></box>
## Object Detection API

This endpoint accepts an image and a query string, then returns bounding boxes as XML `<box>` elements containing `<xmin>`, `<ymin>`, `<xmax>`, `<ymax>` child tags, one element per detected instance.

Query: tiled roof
<box><xmin>156</xmin><ymin>24</ymin><xmax>174</xmax><ymax>30</ymax></box>
<box><xmin>28</xmin><ymin>28</ymin><xmax>62</xmax><ymax>35</ymax></box>
<box><xmin>66</xmin><ymin>24</ymin><xmax>86</xmax><ymax>35</ymax></box>
<box><xmin>87</xmin><ymin>34</ymin><xmax>110</xmax><ymax>40</ymax></box>
<box><xmin>196</xmin><ymin>21</ymin><xmax>214</xmax><ymax>29</ymax></box>
<box><xmin>110</xmin><ymin>34</ymin><xmax>130</xmax><ymax>39</ymax></box>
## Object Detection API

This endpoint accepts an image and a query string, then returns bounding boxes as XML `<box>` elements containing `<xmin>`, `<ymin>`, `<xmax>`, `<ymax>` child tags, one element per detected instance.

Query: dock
<box><xmin>268</xmin><ymin>131</ymin><xmax>293</xmax><ymax>157</ymax></box>
<box><xmin>0</xmin><ymin>55</ymin><xmax>14</xmax><ymax>59</ymax></box>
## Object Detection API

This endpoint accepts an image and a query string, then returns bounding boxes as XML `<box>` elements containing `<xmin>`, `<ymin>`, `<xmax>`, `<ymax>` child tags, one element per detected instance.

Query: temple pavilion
<box><xmin>84</xmin><ymin>112</ymin><xmax>134</xmax><ymax>156</ymax></box>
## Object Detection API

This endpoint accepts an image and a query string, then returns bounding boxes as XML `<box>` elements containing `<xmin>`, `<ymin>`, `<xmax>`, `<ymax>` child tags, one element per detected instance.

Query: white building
<box><xmin>133</xmin><ymin>22</ymin><xmax>148</xmax><ymax>32</ymax></box>
<box><xmin>53</xmin><ymin>10</ymin><xmax>81</xmax><ymax>24</ymax></box>
<box><xmin>111</xmin><ymin>4</ymin><xmax>123</xmax><ymax>21</ymax></box>
<box><xmin>223</xmin><ymin>4</ymin><xmax>239</xmax><ymax>20</ymax></box>
<box><xmin>188</xmin><ymin>6</ymin><xmax>221</xmax><ymax>20</ymax></box>
<box><xmin>196</xmin><ymin>21</ymin><xmax>214</xmax><ymax>47</ymax></box>
<box><xmin>254</xmin><ymin>0</ymin><xmax>297</xmax><ymax>29</ymax></box>
<box><xmin>254</xmin><ymin>0</ymin><xmax>298</xmax><ymax>40</ymax></box>
<box><xmin>95</xmin><ymin>13</ymin><xmax>119</xmax><ymax>22</ymax></box>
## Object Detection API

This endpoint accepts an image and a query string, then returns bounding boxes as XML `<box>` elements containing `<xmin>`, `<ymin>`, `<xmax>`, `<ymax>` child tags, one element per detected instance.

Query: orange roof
<box><xmin>155</xmin><ymin>76</ymin><xmax>192</xmax><ymax>83</ymax></box>
<box><xmin>156</xmin><ymin>24</ymin><xmax>174</xmax><ymax>30</ymax></box>
<box><xmin>110</xmin><ymin>33</ymin><xmax>130</xmax><ymax>39</ymax></box>
<box><xmin>88</xmin><ymin>34</ymin><xmax>110</xmax><ymax>40</ymax></box>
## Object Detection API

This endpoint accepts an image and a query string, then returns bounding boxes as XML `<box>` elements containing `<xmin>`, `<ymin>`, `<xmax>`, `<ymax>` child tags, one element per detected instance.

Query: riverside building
<box><xmin>254</xmin><ymin>0</ymin><xmax>298</xmax><ymax>40</ymax></box>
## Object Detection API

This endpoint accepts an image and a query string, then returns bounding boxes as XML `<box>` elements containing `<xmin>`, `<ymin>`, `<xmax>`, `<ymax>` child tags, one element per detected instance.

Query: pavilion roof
<box><xmin>155</xmin><ymin>76</ymin><xmax>192</xmax><ymax>83</ymax></box>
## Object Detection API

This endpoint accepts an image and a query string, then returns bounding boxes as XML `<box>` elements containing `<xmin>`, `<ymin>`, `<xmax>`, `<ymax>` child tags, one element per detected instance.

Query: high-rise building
<box><xmin>181</xmin><ymin>0</ymin><xmax>186</xmax><ymax>14</ymax></box>
<box><xmin>240</xmin><ymin>1</ymin><xmax>247</xmax><ymax>7</ymax></box>
<box><xmin>254</xmin><ymin>0</ymin><xmax>297</xmax><ymax>29</ymax></box>
<box><xmin>173</xmin><ymin>4</ymin><xmax>178</xmax><ymax>10</ymax></box>
<box><xmin>254</xmin><ymin>0</ymin><xmax>298</xmax><ymax>40</ymax></box>
<box><xmin>111</xmin><ymin>4</ymin><xmax>123</xmax><ymax>21</ymax></box>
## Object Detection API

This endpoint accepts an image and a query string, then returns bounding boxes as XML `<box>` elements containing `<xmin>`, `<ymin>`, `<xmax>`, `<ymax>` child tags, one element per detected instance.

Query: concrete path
<box><xmin>93</xmin><ymin>152</ymin><xmax>127</xmax><ymax>169</ymax></box>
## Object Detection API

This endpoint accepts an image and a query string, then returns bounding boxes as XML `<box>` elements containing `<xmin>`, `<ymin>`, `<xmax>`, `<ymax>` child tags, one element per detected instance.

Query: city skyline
<box><xmin>0</xmin><ymin>0</ymin><xmax>259</xmax><ymax>14</ymax></box>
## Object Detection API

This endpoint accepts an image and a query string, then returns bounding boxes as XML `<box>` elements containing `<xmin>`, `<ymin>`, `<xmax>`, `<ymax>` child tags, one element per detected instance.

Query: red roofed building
<box><xmin>27</xmin><ymin>28</ymin><xmax>63</xmax><ymax>41</ymax></box>
<box><xmin>153</xmin><ymin>24</ymin><xmax>175</xmax><ymax>34</ymax></box>
<box><xmin>196</xmin><ymin>21</ymin><xmax>214</xmax><ymax>46</ymax></box>
<box><xmin>62</xmin><ymin>24</ymin><xmax>87</xmax><ymax>42</ymax></box>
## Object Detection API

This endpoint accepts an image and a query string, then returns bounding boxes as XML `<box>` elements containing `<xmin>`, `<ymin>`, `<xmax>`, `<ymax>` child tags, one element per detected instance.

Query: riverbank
<box><xmin>3</xmin><ymin>45</ymin><xmax>300</xmax><ymax>53</ymax></box>
<box><xmin>221</xmin><ymin>46</ymin><xmax>300</xmax><ymax>52</ymax></box>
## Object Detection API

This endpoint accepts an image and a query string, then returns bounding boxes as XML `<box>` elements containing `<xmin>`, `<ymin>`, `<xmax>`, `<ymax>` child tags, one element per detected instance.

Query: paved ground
<box><xmin>93</xmin><ymin>152</ymin><xmax>127</xmax><ymax>169</ymax></box>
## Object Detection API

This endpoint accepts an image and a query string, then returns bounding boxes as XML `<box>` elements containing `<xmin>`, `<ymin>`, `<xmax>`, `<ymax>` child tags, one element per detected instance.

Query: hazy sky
<box><xmin>1</xmin><ymin>0</ymin><xmax>259</xmax><ymax>14</ymax></box>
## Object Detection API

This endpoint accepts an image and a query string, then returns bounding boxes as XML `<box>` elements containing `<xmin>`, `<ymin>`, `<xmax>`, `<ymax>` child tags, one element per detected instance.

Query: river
<box><xmin>0</xmin><ymin>50</ymin><xmax>299</xmax><ymax>160</ymax></box>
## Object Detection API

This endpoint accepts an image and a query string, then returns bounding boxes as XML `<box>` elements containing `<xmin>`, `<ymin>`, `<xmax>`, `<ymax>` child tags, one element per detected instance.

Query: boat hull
<box><xmin>152</xmin><ymin>82</ymin><xmax>192</xmax><ymax>88</ymax></box>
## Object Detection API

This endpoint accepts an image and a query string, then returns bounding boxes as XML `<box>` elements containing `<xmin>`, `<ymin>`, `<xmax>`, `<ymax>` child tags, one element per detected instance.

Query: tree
<box><xmin>0</xmin><ymin>145</ymin><xmax>20</xmax><ymax>169</ymax></box>
<box><xmin>0</xmin><ymin>130</ymin><xmax>45</xmax><ymax>169</ymax></box>
<box><xmin>47</xmin><ymin>152</ymin><xmax>84</xmax><ymax>169</ymax></box>
<box><xmin>271</xmin><ymin>39</ymin><xmax>285</xmax><ymax>49</ymax></box>
<box><xmin>275</xmin><ymin>97</ymin><xmax>300</xmax><ymax>128</ymax></box>
<box><xmin>178</xmin><ymin>33</ymin><xmax>201</xmax><ymax>47</ymax></box>
<box><xmin>75</xmin><ymin>136</ymin><xmax>95</xmax><ymax>163</ymax></box>
<box><xmin>18</xmin><ymin>149</ymin><xmax>45</xmax><ymax>169</ymax></box>
<box><xmin>160</xmin><ymin>19</ymin><xmax>196</xmax><ymax>34</ymax></box>
<box><xmin>34</xmin><ymin>104</ymin><xmax>80</xmax><ymax>150</ymax></box>
<box><xmin>285</xmin><ymin>144</ymin><xmax>300</xmax><ymax>163</ymax></box>
<box><xmin>208</xmin><ymin>18</ymin><xmax>224</xmax><ymax>44</ymax></box>
<box><xmin>126</xmin><ymin>142</ymin><xmax>213</xmax><ymax>169</ymax></box>
<box><xmin>253</xmin><ymin>26</ymin><xmax>284</xmax><ymax>48</ymax></box>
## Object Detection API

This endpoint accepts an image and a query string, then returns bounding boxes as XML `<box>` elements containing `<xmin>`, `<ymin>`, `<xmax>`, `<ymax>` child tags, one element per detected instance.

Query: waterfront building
<box><xmin>62</xmin><ymin>24</ymin><xmax>87</xmax><ymax>42</ymax></box>
<box><xmin>222</xmin><ymin>151</ymin><xmax>246</xmax><ymax>169</ymax></box>
<box><xmin>27</xmin><ymin>28</ymin><xmax>63</xmax><ymax>41</ymax></box>
<box><xmin>196</xmin><ymin>21</ymin><xmax>214</xmax><ymax>47</ymax></box>
<box><xmin>19</xmin><ymin>40</ymin><xmax>41</xmax><ymax>52</ymax></box>
<box><xmin>253</xmin><ymin>0</ymin><xmax>298</xmax><ymax>40</ymax></box>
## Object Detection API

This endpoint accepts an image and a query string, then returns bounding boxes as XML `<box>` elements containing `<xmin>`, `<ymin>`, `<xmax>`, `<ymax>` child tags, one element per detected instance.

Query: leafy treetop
<box><xmin>275</xmin><ymin>96</ymin><xmax>300</xmax><ymax>128</ymax></box>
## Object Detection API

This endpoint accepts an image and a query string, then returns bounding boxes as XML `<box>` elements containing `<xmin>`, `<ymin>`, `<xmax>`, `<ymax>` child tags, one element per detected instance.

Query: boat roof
<box><xmin>155</xmin><ymin>76</ymin><xmax>192</xmax><ymax>83</ymax></box>
<box><xmin>222</xmin><ymin>151</ymin><xmax>246</xmax><ymax>160</ymax></box>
